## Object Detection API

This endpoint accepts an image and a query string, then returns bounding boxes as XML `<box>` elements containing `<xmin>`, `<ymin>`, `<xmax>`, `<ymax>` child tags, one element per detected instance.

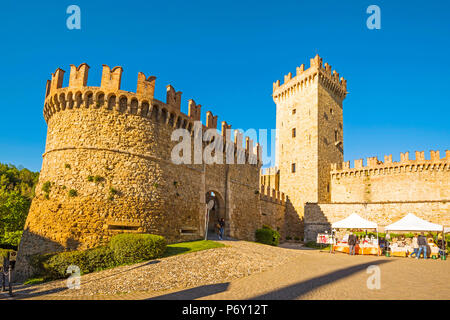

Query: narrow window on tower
<box><xmin>292</xmin><ymin>108</ymin><xmax>296</xmax><ymax>115</ymax></box>
<box><xmin>292</xmin><ymin>128</ymin><xmax>296</xmax><ymax>138</ymax></box>
<box><xmin>335</xmin><ymin>130</ymin><xmax>338</xmax><ymax>142</ymax></box>
<box><xmin>291</xmin><ymin>163</ymin><xmax>296</xmax><ymax>173</ymax></box>
<box><xmin>327</xmin><ymin>183</ymin><xmax>330</xmax><ymax>193</ymax></box>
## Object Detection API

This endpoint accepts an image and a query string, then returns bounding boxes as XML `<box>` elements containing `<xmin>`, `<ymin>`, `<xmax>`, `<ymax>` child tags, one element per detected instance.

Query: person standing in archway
<box><xmin>215</xmin><ymin>222</ymin><xmax>221</xmax><ymax>239</ymax></box>
<box><xmin>219</xmin><ymin>218</ymin><xmax>225</xmax><ymax>240</ymax></box>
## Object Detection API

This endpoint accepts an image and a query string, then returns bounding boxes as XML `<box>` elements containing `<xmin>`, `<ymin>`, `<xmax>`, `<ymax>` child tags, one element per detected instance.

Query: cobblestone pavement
<box><xmin>2</xmin><ymin>241</ymin><xmax>449</xmax><ymax>300</ymax></box>
<box><xmin>1</xmin><ymin>241</ymin><xmax>301</xmax><ymax>300</ymax></box>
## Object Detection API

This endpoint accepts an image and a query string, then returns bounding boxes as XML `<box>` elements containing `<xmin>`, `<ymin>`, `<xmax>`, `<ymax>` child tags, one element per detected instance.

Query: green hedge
<box><xmin>30</xmin><ymin>246</ymin><xmax>117</xmax><ymax>279</ymax></box>
<box><xmin>109</xmin><ymin>233</ymin><xmax>166</xmax><ymax>264</ymax></box>
<box><xmin>29</xmin><ymin>233</ymin><xmax>166</xmax><ymax>281</ymax></box>
<box><xmin>255</xmin><ymin>226</ymin><xmax>280</xmax><ymax>246</ymax></box>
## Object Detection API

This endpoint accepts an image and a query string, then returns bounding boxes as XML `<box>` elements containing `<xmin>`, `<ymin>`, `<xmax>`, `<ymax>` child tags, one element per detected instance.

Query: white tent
<box><xmin>330</xmin><ymin>214</ymin><xmax>379</xmax><ymax>256</ymax></box>
<box><xmin>384</xmin><ymin>213</ymin><xmax>443</xmax><ymax>232</ymax></box>
<box><xmin>331</xmin><ymin>213</ymin><xmax>378</xmax><ymax>229</ymax></box>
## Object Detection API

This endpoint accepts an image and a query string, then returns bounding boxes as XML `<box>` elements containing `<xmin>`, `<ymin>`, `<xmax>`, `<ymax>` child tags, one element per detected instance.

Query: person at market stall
<box><xmin>379</xmin><ymin>237</ymin><xmax>386</xmax><ymax>249</ymax></box>
<box><xmin>437</xmin><ymin>233</ymin><xmax>445</xmax><ymax>254</ymax></box>
<box><xmin>409</xmin><ymin>234</ymin><xmax>419</xmax><ymax>258</ymax></box>
<box><xmin>348</xmin><ymin>232</ymin><xmax>356</xmax><ymax>255</ymax></box>
<box><xmin>437</xmin><ymin>233</ymin><xmax>443</xmax><ymax>247</ymax></box>
<box><xmin>417</xmin><ymin>233</ymin><xmax>428</xmax><ymax>259</ymax></box>
<box><xmin>437</xmin><ymin>233</ymin><xmax>446</xmax><ymax>256</ymax></box>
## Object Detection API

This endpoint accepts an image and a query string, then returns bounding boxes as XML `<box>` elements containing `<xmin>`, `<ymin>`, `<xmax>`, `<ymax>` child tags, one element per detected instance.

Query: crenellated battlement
<box><xmin>331</xmin><ymin>150</ymin><xmax>450</xmax><ymax>178</ymax></box>
<box><xmin>272</xmin><ymin>54</ymin><xmax>347</xmax><ymax>103</ymax></box>
<box><xmin>259</xmin><ymin>184</ymin><xmax>285</xmax><ymax>205</ymax></box>
<box><xmin>43</xmin><ymin>63</ymin><xmax>263</xmax><ymax>165</ymax></box>
<box><xmin>260</xmin><ymin>166</ymin><xmax>279</xmax><ymax>176</ymax></box>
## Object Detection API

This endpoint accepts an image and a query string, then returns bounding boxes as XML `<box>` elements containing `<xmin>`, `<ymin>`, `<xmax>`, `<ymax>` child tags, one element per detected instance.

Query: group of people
<box><xmin>347</xmin><ymin>231</ymin><xmax>446</xmax><ymax>259</ymax></box>
<box><xmin>345</xmin><ymin>232</ymin><xmax>378</xmax><ymax>255</ymax></box>
<box><xmin>407</xmin><ymin>233</ymin><xmax>429</xmax><ymax>259</ymax></box>
<box><xmin>406</xmin><ymin>233</ymin><xmax>446</xmax><ymax>259</ymax></box>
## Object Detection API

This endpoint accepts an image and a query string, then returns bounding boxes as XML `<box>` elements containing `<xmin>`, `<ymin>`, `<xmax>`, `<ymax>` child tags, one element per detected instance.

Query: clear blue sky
<box><xmin>0</xmin><ymin>0</ymin><xmax>449</xmax><ymax>172</ymax></box>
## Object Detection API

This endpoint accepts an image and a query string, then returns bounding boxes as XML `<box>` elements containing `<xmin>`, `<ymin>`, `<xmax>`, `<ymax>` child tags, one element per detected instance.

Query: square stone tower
<box><xmin>272</xmin><ymin>55</ymin><xmax>347</xmax><ymax>235</ymax></box>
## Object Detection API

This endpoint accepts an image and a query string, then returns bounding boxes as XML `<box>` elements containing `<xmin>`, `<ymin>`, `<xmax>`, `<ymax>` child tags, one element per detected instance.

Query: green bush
<box><xmin>29</xmin><ymin>246</ymin><xmax>117</xmax><ymax>280</ymax></box>
<box><xmin>109</xmin><ymin>233</ymin><xmax>166</xmax><ymax>264</ymax></box>
<box><xmin>28</xmin><ymin>233</ymin><xmax>167</xmax><ymax>281</ymax></box>
<box><xmin>255</xmin><ymin>226</ymin><xmax>280</xmax><ymax>246</ymax></box>
<box><xmin>41</xmin><ymin>250</ymin><xmax>87</xmax><ymax>279</ymax></box>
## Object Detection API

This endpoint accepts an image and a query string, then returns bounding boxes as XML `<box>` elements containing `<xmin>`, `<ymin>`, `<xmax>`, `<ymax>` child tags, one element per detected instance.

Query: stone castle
<box><xmin>16</xmin><ymin>55</ymin><xmax>449</xmax><ymax>278</ymax></box>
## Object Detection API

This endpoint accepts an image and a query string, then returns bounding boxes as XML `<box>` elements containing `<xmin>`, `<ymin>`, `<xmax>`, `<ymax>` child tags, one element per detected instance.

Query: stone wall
<box><xmin>259</xmin><ymin>185</ymin><xmax>286</xmax><ymax>236</ymax></box>
<box><xmin>304</xmin><ymin>201</ymin><xmax>450</xmax><ymax>241</ymax></box>
<box><xmin>330</xmin><ymin>151</ymin><xmax>450</xmax><ymax>202</ymax></box>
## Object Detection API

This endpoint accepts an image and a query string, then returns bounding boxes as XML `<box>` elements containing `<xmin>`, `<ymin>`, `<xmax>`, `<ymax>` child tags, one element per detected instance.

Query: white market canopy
<box><xmin>331</xmin><ymin>213</ymin><xmax>378</xmax><ymax>229</ymax></box>
<box><xmin>384</xmin><ymin>213</ymin><xmax>443</xmax><ymax>232</ymax></box>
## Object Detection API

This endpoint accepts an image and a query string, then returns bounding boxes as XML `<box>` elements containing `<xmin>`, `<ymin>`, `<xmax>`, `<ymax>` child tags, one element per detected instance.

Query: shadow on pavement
<box><xmin>5</xmin><ymin>259</ymin><xmax>161</xmax><ymax>300</ymax></box>
<box><xmin>148</xmin><ymin>282</ymin><xmax>230</xmax><ymax>300</ymax></box>
<box><xmin>248</xmin><ymin>260</ymin><xmax>391</xmax><ymax>300</ymax></box>
<box><xmin>0</xmin><ymin>285</ymin><xmax>67</xmax><ymax>300</ymax></box>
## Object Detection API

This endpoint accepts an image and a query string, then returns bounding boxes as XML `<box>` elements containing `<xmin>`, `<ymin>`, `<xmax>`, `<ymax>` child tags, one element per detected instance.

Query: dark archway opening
<box><xmin>205</xmin><ymin>191</ymin><xmax>225</xmax><ymax>236</ymax></box>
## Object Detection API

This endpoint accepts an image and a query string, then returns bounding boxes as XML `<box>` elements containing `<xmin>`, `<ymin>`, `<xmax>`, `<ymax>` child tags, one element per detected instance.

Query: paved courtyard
<box><xmin>2</xmin><ymin>241</ymin><xmax>449</xmax><ymax>300</ymax></box>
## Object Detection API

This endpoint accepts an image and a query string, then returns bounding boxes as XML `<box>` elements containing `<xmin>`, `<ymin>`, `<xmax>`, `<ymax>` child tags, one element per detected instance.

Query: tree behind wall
<box><xmin>0</xmin><ymin>163</ymin><xmax>39</xmax><ymax>248</ymax></box>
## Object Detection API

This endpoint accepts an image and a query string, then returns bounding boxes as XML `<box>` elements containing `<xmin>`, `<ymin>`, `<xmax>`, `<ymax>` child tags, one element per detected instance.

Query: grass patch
<box><xmin>23</xmin><ymin>278</ymin><xmax>45</xmax><ymax>285</ymax></box>
<box><xmin>163</xmin><ymin>240</ymin><xmax>225</xmax><ymax>258</ymax></box>
<box><xmin>304</xmin><ymin>241</ymin><xmax>331</xmax><ymax>251</ymax></box>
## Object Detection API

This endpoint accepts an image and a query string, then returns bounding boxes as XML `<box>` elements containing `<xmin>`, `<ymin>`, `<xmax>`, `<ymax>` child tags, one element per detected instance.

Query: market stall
<box><xmin>384</xmin><ymin>213</ymin><xmax>445</xmax><ymax>258</ymax></box>
<box><xmin>331</xmin><ymin>213</ymin><xmax>381</xmax><ymax>256</ymax></box>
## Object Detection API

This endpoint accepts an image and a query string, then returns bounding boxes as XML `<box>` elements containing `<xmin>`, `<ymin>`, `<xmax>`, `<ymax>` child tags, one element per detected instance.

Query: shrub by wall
<box><xmin>255</xmin><ymin>226</ymin><xmax>280</xmax><ymax>246</ymax></box>
<box><xmin>29</xmin><ymin>233</ymin><xmax>166</xmax><ymax>280</ymax></box>
<box><xmin>29</xmin><ymin>246</ymin><xmax>116</xmax><ymax>279</ymax></box>
<box><xmin>109</xmin><ymin>233</ymin><xmax>166</xmax><ymax>264</ymax></box>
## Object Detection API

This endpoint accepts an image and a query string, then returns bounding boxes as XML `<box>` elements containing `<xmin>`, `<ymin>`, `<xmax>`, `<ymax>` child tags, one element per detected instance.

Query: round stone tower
<box><xmin>15</xmin><ymin>63</ymin><xmax>210</xmax><ymax>279</ymax></box>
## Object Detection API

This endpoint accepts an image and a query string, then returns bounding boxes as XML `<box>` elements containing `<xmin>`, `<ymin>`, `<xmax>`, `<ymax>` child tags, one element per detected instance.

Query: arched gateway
<box><xmin>205</xmin><ymin>191</ymin><xmax>226</xmax><ymax>236</ymax></box>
